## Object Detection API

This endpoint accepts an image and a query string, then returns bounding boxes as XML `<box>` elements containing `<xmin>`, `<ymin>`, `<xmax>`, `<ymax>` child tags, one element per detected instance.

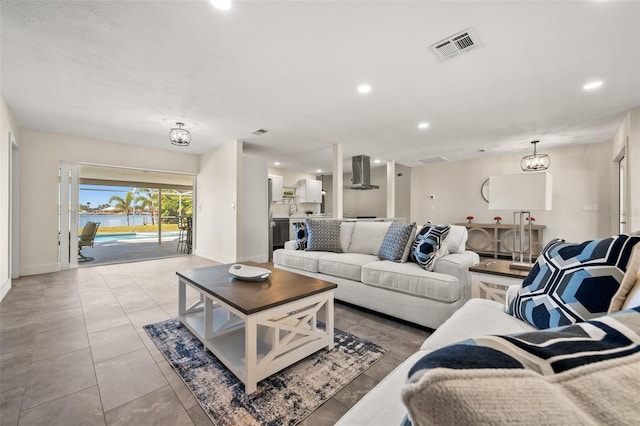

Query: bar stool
<box><xmin>177</xmin><ymin>216</ymin><xmax>188</xmax><ymax>252</ymax></box>
<box><xmin>185</xmin><ymin>216</ymin><xmax>193</xmax><ymax>254</ymax></box>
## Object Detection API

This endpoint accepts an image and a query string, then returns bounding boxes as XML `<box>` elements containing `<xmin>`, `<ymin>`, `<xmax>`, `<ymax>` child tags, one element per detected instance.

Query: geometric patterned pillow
<box><xmin>378</xmin><ymin>222</ymin><xmax>417</xmax><ymax>262</ymax></box>
<box><xmin>292</xmin><ymin>222</ymin><xmax>307</xmax><ymax>250</ymax></box>
<box><xmin>305</xmin><ymin>219</ymin><xmax>342</xmax><ymax>252</ymax></box>
<box><xmin>410</xmin><ymin>224</ymin><xmax>450</xmax><ymax>271</ymax></box>
<box><xmin>508</xmin><ymin>234</ymin><xmax>640</xmax><ymax>329</ymax></box>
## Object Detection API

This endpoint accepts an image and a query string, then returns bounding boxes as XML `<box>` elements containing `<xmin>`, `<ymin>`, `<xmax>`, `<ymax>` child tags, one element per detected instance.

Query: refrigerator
<box><xmin>268</xmin><ymin>177</ymin><xmax>274</xmax><ymax>260</ymax></box>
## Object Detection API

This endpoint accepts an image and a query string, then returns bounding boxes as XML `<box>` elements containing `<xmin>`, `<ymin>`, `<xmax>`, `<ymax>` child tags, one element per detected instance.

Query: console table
<box><xmin>456</xmin><ymin>222</ymin><xmax>545</xmax><ymax>259</ymax></box>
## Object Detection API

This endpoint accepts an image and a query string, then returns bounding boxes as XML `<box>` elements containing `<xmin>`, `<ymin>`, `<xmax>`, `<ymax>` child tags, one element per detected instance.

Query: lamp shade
<box><xmin>489</xmin><ymin>172</ymin><xmax>552</xmax><ymax>211</ymax></box>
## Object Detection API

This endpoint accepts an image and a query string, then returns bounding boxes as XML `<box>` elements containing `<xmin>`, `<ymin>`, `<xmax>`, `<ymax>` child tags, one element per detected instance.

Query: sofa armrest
<box><xmin>433</xmin><ymin>251</ymin><xmax>480</xmax><ymax>300</ymax></box>
<box><xmin>284</xmin><ymin>240</ymin><xmax>297</xmax><ymax>250</ymax></box>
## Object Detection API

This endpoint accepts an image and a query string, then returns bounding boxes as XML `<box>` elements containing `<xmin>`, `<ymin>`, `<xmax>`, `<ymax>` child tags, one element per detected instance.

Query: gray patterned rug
<box><xmin>144</xmin><ymin>318</ymin><xmax>388</xmax><ymax>425</ymax></box>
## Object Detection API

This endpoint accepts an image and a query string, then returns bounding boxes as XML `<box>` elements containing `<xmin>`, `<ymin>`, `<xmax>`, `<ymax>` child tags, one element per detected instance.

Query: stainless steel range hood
<box><xmin>345</xmin><ymin>155</ymin><xmax>380</xmax><ymax>190</ymax></box>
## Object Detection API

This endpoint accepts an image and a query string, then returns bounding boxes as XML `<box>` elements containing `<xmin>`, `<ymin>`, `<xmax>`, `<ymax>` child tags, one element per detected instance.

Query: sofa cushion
<box><xmin>379</xmin><ymin>222</ymin><xmax>417</xmax><ymax>262</ymax></box>
<box><xmin>609</xmin><ymin>243</ymin><xmax>640</xmax><ymax>312</ymax></box>
<box><xmin>348</xmin><ymin>221</ymin><xmax>392</xmax><ymax>255</ymax></box>
<box><xmin>443</xmin><ymin>225</ymin><xmax>467</xmax><ymax>254</ymax></box>
<box><xmin>411</xmin><ymin>224</ymin><xmax>450</xmax><ymax>271</ymax></box>
<box><xmin>340</xmin><ymin>221</ymin><xmax>356</xmax><ymax>253</ymax></box>
<box><xmin>362</xmin><ymin>261</ymin><xmax>460</xmax><ymax>302</ymax></box>
<box><xmin>305</xmin><ymin>219</ymin><xmax>342</xmax><ymax>252</ymax></box>
<box><xmin>318</xmin><ymin>253</ymin><xmax>380</xmax><ymax>281</ymax></box>
<box><xmin>402</xmin><ymin>307</ymin><xmax>640</xmax><ymax>426</ymax></box>
<box><xmin>292</xmin><ymin>221</ymin><xmax>307</xmax><ymax>250</ymax></box>
<box><xmin>272</xmin><ymin>249</ymin><xmax>329</xmax><ymax>273</ymax></box>
<box><xmin>421</xmin><ymin>298</ymin><xmax>535</xmax><ymax>352</ymax></box>
<box><xmin>508</xmin><ymin>234</ymin><xmax>640</xmax><ymax>329</ymax></box>
<box><xmin>623</xmin><ymin>272</ymin><xmax>640</xmax><ymax>310</ymax></box>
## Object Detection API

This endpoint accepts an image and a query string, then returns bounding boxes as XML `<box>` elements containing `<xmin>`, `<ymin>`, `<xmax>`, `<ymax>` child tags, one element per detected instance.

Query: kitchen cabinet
<box><xmin>296</xmin><ymin>179</ymin><xmax>322</xmax><ymax>203</ymax></box>
<box><xmin>268</xmin><ymin>175</ymin><xmax>283</xmax><ymax>202</ymax></box>
<box><xmin>272</xmin><ymin>218</ymin><xmax>290</xmax><ymax>249</ymax></box>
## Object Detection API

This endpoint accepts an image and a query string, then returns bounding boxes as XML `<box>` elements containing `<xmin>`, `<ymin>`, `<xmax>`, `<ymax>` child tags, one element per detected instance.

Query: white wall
<box><xmin>411</xmin><ymin>143</ymin><xmax>613</xmax><ymax>245</ymax></box>
<box><xmin>195</xmin><ymin>140</ymin><xmax>242</xmax><ymax>263</ymax></box>
<box><xmin>242</xmin><ymin>155</ymin><xmax>268</xmax><ymax>262</ymax></box>
<box><xmin>611</xmin><ymin>107</ymin><xmax>640</xmax><ymax>233</ymax></box>
<box><xmin>316</xmin><ymin>165</ymin><xmax>411</xmax><ymax>220</ymax></box>
<box><xmin>0</xmin><ymin>96</ymin><xmax>21</xmax><ymax>300</ymax></box>
<box><xmin>395</xmin><ymin>164</ymin><xmax>411</xmax><ymax>221</ymax></box>
<box><xmin>18</xmin><ymin>129</ymin><xmax>199</xmax><ymax>276</ymax></box>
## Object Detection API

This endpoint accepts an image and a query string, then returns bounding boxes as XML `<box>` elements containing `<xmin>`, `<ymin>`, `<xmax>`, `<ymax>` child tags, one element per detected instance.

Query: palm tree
<box><xmin>108</xmin><ymin>191</ymin><xmax>145</xmax><ymax>226</ymax></box>
<box><xmin>137</xmin><ymin>188</ymin><xmax>159</xmax><ymax>225</ymax></box>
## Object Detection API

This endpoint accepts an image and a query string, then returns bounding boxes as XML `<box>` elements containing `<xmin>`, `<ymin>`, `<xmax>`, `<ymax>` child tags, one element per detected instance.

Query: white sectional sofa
<box><xmin>337</xmin><ymin>236</ymin><xmax>640</xmax><ymax>426</ymax></box>
<box><xmin>336</xmin><ymin>295</ymin><xmax>535</xmax><ymax>425</ymax></box>
<box><xmin>273</xmin><ymin>219</ymin><xmax>479</xmax><ymax>329</ymax></box>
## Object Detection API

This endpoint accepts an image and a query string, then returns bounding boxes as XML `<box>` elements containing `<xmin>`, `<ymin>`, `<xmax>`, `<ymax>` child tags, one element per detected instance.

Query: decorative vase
<box><xmin>467</xmin><ymin>219</ymin><xmax>472</xmax><ymax>224</ymax></box>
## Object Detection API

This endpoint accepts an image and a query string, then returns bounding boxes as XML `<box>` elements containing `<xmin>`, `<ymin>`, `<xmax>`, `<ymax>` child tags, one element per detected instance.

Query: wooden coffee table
<box><xmin>176</xmin><ymin>262</ymin><xmax>337</xmax><ymax>394</ymax></box>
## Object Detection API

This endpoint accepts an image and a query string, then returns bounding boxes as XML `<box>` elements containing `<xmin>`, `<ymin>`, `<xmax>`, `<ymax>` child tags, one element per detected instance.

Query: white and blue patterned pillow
<box><xmin>305</xmin><ymin>219</ymin><xmax>342</xmax><ymax>252</ymax></box>
<box><xmin>292</xmin><ymin>222</ymin><xmax>307</xmax><ymax>250</ymax></box>
<box><xmin>378</xmin><ymin>222</ymin><xmax>417</xmax><ymax>262</ymax></box>
<box><xmin>508</xmin><ymin>234</ymin><xmax>640</xmax><ymax>329</ymax></box>
<box><xmin>410</xmin><ymin>224</ymin><xmax>450</xmax><ymax>271</ymax></box>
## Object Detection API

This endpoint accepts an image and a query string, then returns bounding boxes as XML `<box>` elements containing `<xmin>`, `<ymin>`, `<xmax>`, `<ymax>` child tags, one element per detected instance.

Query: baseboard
<box><xmin>0</xmin><ymin>279</ymin><xmax>11</xmax><ymax>302</ymax></box>
<box><xmin>237</xmin><ymin>254</ymin><xmax>269</xmax><ymax>263</ymax></box>
<box><xmin>20</xmin><ymin>262</ymin><xmax>60</xmax><ymax>276</ymax></box>
<box><xmin>193</xmin><ymin>249</ymin><xmax>235</xmax><ymax>265</ymax></box>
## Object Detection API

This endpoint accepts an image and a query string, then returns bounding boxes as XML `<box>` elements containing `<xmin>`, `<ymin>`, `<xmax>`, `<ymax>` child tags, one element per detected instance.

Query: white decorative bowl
<box><xmin>228</xmin><ymin>264</ymin><xmax>272</xmax><ymax>281</ymax></box>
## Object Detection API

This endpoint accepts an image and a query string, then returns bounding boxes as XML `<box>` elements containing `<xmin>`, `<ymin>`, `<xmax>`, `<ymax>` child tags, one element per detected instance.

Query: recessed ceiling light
<box><xmin>209</xmin><ymin>0</ymin><xmax>231</xmax><ymax>10</ymax></box>
<box><xmin>583</xmin><ymin>81</ymin><xmax>603</xmax><ymax>90</ymax></box>
<box><xmin>373</xmin><ymin>159</ymin><xmax>381</xmax><ymax>164</ymax></box>
<box><xmin>357</xmin><ymin>84</ymin><xmax>372</xmax><ymax>94</ymax></box>
<box><xmin>274</xmin><ymin>162</ymin><xmax>280</xmax><ymax>166</ymax></box>
<box><xmin>316</xmin><ymin>169</ymin><xmax>322</xmax><ymax>173</ymax></box>
<box><xmin>418</xmin><ymin>122</ymin><xmax>430</xmax><ymax>129</ymax></box>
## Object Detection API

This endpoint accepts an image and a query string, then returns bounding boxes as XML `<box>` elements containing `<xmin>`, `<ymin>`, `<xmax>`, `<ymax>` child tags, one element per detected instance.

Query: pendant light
<box><xmin>521</xmin><ymin>140</ymin><xmax>550</xmax><ymax>172</ymax></box>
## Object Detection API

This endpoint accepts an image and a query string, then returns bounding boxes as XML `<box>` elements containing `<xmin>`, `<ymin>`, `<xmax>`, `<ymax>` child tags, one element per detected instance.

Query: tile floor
<box><xmin>79</xmin><ymin>237</ymin><xmax>187</xmax><ymax>267</ymax></box>
<box><xmin>0</xmin><ymin>256</ymin><xmax>430</xmax><ymax>425</ymax></box>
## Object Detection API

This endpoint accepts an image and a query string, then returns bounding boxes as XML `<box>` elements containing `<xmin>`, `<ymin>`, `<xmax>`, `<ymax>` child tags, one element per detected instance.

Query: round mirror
<box><xmin>481</xmin><ymin>178</ymin><xmax>489</xmax><ymax>203</ymax></box>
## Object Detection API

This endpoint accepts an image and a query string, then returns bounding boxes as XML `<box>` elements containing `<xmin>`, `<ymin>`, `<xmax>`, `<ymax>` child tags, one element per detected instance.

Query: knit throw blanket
<box><xmin>402</xmin><ymin>306</ymin><xmax>640</xmax><ymax>425</ymax></box>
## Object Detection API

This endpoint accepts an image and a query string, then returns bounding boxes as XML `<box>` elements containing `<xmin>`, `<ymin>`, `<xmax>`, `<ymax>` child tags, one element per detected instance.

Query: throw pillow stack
<box><xmin>293</xmin><ymin>219</ymin><xmax>468</xmax><ymax>270</ymax></box>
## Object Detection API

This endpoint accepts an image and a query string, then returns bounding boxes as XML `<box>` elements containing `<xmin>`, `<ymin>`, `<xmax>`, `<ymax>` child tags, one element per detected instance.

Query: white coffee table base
<box><xmin>178</xmin><ymin>278</ymin><xmax>335</xmax><ymax>394</ymax></box>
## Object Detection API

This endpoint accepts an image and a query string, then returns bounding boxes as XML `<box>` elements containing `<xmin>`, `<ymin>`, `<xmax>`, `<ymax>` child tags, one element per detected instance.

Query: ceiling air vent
<box><xmin>430</xmin><ymin>28</ymin><xmax>481</xmax><ymax>61</ymax></box>
<box><xmin>419</xmin><ymin>155</ymin><xmax>449</xmax><ymax>164</ymax></box>
<box><xmin>251</xmin><ymin>128</ymin><xmax>269</xmax><ymax>136</ymax></box>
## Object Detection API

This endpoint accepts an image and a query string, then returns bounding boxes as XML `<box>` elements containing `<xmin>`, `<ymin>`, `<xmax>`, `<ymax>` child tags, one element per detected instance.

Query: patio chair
<box><xmin>78</xmin><ymin>221</ymin><xmax>100</xmax><ymax>262</ymax></box>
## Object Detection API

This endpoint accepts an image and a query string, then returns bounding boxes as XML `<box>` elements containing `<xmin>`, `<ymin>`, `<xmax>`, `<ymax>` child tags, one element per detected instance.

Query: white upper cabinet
<box><xmin>268</xmin><ymin>175</ymin><xmax>283</xmax><ymax>201</ymax></box>
<box><xmin>296</xmin><ymin>179</ymin><xmax>322</xmax><ymax>203</ymax></box>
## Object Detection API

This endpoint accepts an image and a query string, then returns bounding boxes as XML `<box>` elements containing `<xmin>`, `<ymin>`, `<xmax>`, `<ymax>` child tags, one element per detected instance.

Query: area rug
<box><xmin>144</xmin><ymin>318</ymin><xmax>388</xmax><ymax>425</ymax></box>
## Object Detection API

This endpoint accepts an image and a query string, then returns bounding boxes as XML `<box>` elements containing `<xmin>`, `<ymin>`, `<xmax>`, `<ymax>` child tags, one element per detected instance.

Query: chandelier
<box><xmin>170</xmin><ymin>122</ymin><xmax>191</xmax><ymax>146</ymax></box>
<box><xmin>521</xmin><ymin>140</ymin><xmax>550</xmax><ymax>172</ymax></box>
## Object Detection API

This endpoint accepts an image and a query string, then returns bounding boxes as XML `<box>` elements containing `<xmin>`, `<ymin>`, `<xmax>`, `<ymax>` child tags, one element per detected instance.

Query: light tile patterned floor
<box><xmin>0</xmin><ymin>256</ymin><xmax>430</xmax><ymax>425</ymax></box>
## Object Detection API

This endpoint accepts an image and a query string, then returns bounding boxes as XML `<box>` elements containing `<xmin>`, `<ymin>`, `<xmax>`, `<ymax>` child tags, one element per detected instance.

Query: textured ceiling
<box><xmin>2</xmin><ymin>1</ymin><xmax>639</xmax><ymax>173</ymax></box>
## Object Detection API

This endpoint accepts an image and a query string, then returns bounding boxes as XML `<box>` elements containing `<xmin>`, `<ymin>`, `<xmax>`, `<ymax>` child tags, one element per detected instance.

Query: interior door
<box><xmin>619</xmin><ymin>155</ymin><xmax>626</xmax><ymax>234</ymax></box>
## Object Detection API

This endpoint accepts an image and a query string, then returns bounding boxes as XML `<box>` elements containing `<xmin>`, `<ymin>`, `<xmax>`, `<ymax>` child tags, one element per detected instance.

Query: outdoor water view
<box><xmin>80</xmin><ymin>184</ymin><xmax>193</xmax><ymax>241</ymax></box>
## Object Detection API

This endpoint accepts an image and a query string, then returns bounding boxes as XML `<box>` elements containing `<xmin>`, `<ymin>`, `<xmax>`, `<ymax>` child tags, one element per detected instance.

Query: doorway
<box><xmin>58</xmin><ymin>163</ymin><xmax>195</xmax><ymax>267</ymax></box>
<box><xmin>619</xmin><ymin>154</ymin><xmax>627</xmax><ymax>234</ymax></box>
